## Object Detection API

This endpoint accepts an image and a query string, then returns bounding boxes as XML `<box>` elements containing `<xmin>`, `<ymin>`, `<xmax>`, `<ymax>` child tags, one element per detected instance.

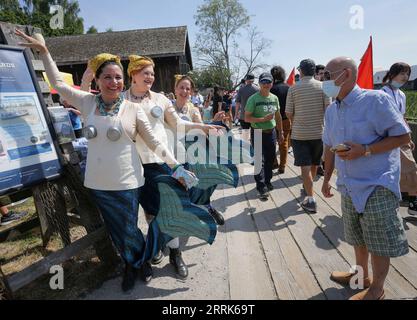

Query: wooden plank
<box><xmin>287</xmin><ymin>153</ymin><xmax>417</xmax><ymax>253</ymax></box>
<box><xmin>401</xmin><ymin>211</ymin><xmax>417</xmax><ymax>252</ymax></box>
<box><xmin>43</xmin><ymin>94</ymin><xmax>54</xmax><ymax>108</ymax></box>
<box><xmin>240</xmin><ymin>170</ymin><xmax>325</xmax><ymax>300</ymax></box>
<box><xmin>0</xmin><ymin>266</ymin><xmax>12</xmax><ymax>300</ymax></box>
<box><xmin>38</xmin><ymin>80</ymin><xmax>51</xmax><ymax>94</ymax></box>
<box><xmin>67</xmin><ymin>213</ymin><xmax>82</xmax><ymax>226</ymax></box>
<box><xmin>31</xmin><ymin>59</ymin><xmax>45</xmax><ymax>71</ymax></box>
<box><xmin>261</xmin><ymin>173</ymin><xmax>353</xmax><ymax>300</ymax></box>
<box><xmin>0</xmin><ymin>217</ymin><xmax>40</xmax><ymax>243</ymax></box>
<box><xmin>216</xmin><ymin>174</ymin><xmax>277</xmax><ymax>300</ymax></box>
<box><xmin>32</xmin><ymin>185</ymin><xmax>53</xmax><ymax>247</ymax></box>
<box><xmin>0</xmin><ymin>190</ymin><xmax>33</xmax><ymax>207</ymax></box>
<box><xmin>0</xmin><ymin>23</ymin><xmax>25</xmax><ymax>45</ymax></box>
<box><xmin>283</xmin><ymin>160</ymin><xmax>417</xmax><ymax>298</ymax></box>
<box><xmin>6</xmin><ymin>227</ymin><xmax>106</xmax><ymax>292</ymax></box>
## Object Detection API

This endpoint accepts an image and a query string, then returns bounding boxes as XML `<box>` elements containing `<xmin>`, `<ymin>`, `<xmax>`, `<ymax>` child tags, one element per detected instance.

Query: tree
<box><xmin>86</xmin><ymin>25</ymin><xmax>98</xmax><ymax>34</ymax></box>
<box><xmin>234</xmin><ymin>26</ymin><xmax>271</xmax><ymax>83</ymax></box>
<box><xmin>0</xmin><ymin>0</ymin><xmax>21</xmax><ymax>11</ymax></box>
<box><xmin>0</xmin><ymin>0</ymin><xmax>29</xmax><ymax>25</ymax></box>
<box><xmin>194</xmin><ymin>0</ymin><xmax>250</xmax><ymax>87</ymax></box>
<box><xmin>105</xmin><ymin>28</ymin><xmax>113</xmax><ymax>32</ymax></box>
<box><xmin>0</xmin><ymin>0</ymin><xmax>84</xmax><ymax>36</ymax></box>
<box><xmin>189</xmin><ymin>67</ymin><xmax>231</xmax><ymax>90</ymax></box>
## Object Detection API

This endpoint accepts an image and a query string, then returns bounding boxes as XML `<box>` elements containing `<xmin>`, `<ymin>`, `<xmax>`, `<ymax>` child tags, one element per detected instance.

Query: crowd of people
<box><xmin>8</xmin><ymin>28</ymin><xmax>416</xmax><ymax>300</ymax></box>
<box><xmin>190</xmin><ymin>57</ymin><xmax>415</xmax><ymax>301</ymax></box>
<box><xmin>231</xmin><ymin>57</ymin><xmax>414</xmax><ymax>300</ymax></box>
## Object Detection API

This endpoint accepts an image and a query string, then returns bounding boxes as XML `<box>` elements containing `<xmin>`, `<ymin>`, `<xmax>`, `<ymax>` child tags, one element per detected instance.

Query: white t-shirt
<box><xmin>382</xmin><ymin>85</ymin><xmax>407</xmax><ymax>115</ymax></box>
<box><xmin>83</xmin><ymin>102</ymin><xmax>143</xmax><ymax>190</ymax></box>
<box><xmin>125</xmin><ymin>90</ymin><xmax>176</xmax><ymax>164</ymax></box>
<box><xmin>42</xmin><ymin>52</ymin><xmax>179</xmax><ymax>190</ymax></box>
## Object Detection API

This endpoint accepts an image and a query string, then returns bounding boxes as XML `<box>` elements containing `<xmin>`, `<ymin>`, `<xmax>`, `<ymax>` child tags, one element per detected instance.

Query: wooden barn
<box><xmin>45</xmin><ymin>26</ymin><xmax>193</xmax><ymax>93</ymax></box>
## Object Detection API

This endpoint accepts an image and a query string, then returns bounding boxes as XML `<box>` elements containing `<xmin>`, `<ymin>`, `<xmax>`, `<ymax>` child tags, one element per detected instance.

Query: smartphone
<box><xmin>331</xmin><ymin>144</ymin><xmax>351</xmax><ymax>153</ymax></box>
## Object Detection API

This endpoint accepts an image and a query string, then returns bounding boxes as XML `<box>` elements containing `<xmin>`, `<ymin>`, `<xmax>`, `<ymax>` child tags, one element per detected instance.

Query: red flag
<box><xmin>357</xmin><ymin>36</ymin><xmax>374</xmax><ymax>89</ymax></box>
<box><xmin>287</xmin><ymin>67</ymin><xmax>296</xmax><ymax>86</ymax></box>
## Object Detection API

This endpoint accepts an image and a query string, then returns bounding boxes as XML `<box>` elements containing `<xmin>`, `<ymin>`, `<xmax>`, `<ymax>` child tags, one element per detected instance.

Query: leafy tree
<box><xmin>190</xmin><ymin>67</ymin><xmax>232</xmax><ymax>90</ymax></box>
<box><xmin>0</xmin><ymin>0</ymin><xmax>21</xmax><ymax>11</ymax></box>
<box><xmin>105</xmin><ymin>27</ymin><xmax>113</xmax><ymax>32</ymax></box>
<box><xmin>194</xmin><ymin>0</ymin><xmax>270</xmax><ymax>87</ymax></box>
<box><xmin>194</xmin><ymin>0</ymin><xmax>250</xmax><ymax>86</ymax></box>
<box><xmin>0</xmin><ymin>0</ymin><xmax>84</xmax><ymax>36</ymax></box>
<box><xmin>0</xmin><ymin>0</ymin><xmax>28</xmax><ymax>25</ymax></box>
<box><xmin>86</xmin><ymin>25</ymin><xmax>98</xmax><ymax>34</ymax></box>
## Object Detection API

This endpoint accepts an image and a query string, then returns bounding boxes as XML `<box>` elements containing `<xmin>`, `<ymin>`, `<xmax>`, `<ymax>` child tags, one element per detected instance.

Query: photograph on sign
<box><xmin>48</xmin><ymin>106</ymin><xmax>76</xmax><ymax>145</ymax></box>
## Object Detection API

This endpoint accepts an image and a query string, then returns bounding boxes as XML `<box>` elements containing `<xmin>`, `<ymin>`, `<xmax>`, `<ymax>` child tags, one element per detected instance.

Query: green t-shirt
<box><xmin>245</xmin><ymin>92</ymin><xmax>280</xmax><ymax>130</ymax></box>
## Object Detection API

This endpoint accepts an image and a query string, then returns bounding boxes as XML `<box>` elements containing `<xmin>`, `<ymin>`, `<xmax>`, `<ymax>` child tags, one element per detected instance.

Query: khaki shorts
<box><xmin>400</xmin><ymin>146</ymin><xmax>417</xmax><ymax>194</ymax></box>
<box><xmin>342</xmin><ymin>187</ymin><xmax>409</xmax><ymax>258</ymax></box>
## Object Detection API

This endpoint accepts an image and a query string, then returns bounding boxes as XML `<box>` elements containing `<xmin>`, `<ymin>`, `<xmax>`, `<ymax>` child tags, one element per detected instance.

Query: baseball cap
<box><xmin>259</xmin><ymin>72</ymin><xmax>273</xmax><ymax>83</ymax></box>
<box><xmin>245</xmin><ymin>73</ymin><xmax>255</xmax><ymax>81</ymax></box>
<box><xmin>298</xmin><ymin>59</ymin><xmax>316</xmax><ymax>75</ymax></box>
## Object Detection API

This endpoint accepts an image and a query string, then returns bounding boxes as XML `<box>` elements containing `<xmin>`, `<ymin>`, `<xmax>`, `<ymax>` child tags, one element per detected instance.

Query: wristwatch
<box><xmin>364</xmin><ymin>145</ymin><xmax>372</xmax><ymax>157</ymax></box>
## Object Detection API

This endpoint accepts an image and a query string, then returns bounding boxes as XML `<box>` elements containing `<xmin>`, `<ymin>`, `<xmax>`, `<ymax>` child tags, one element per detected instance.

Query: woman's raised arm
<box><xmin>15</xmin><ymin>29</ymin><xmax>94</xmax><ymax>115</ymax></box>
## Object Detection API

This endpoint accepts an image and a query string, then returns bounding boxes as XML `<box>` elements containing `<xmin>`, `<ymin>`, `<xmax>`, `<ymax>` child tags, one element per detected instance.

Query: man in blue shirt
<box><xmin>321</xmin><ymin>57</ymin><xmax>410</xmax><ymax>300</ymax></box>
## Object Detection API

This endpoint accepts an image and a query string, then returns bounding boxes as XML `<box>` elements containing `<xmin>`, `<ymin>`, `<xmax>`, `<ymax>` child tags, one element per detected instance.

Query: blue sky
<box><xmin>76</xmin><ymin>0</ymin><xmax>417</xmax><ymax>76</ymax></box>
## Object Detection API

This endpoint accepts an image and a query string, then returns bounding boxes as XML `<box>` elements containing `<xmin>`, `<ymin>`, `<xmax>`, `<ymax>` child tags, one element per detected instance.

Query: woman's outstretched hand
<box><xmin>202</xmin><ymin>124</ymin><xmax>226</xmax><ymax>136</ymax></box>
<box><xmin>15</xmin><ymin>29</ymin><xmax>47</xmax><ymax>54</ymax></box>
<box><xmin>213</xmin><ymin>111</ymin><xmax>226</xmax><ymax>122</ymax></box>
<box><xmin>172</xmin><ymin>165</ymin><xmax>199</xmax><ymax>190</ymax></box>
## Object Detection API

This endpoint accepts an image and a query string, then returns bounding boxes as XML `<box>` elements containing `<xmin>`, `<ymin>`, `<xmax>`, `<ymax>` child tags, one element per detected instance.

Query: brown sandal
<box><xmin>349</xmin><ymin>288</ymin><xmax>385</xmax><ymax>300</ymax></box>
<box><xmin>330</xmin><ymin>271</ymin><xmax>372</xmax><ymax>288</ymax></box>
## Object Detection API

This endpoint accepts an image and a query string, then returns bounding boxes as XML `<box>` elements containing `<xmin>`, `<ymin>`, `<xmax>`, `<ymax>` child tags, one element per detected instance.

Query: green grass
<box><xmin>405</xmin><ymin>91</ymin><xmax>417</xmax><ymax>120</ymax></box>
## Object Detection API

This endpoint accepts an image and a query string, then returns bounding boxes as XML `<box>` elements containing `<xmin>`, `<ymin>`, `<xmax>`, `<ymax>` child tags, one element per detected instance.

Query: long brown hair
<box><xmin>175</xmin><ymin>74</ymin><xmax>196</xmax><ymax>90</ymax></box>
<box><xmin>382</xmin><ymin>62</ymin><xmax>411</xmax><ymax>84</ymax></box>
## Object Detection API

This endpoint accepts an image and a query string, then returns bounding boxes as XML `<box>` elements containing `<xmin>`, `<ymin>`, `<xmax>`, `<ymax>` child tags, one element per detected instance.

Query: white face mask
<box><xmin>391</xmin><ymin>81</ymin><xmax>404</xmax><ymax>89</ymax></box>
<box><xmin>322</xmin><ymin>80</ymin><xmax>341</xmax><ymax>98</ymax></box>
<box><xmin>322</xmin><ymin>70</ymin><xmax>346</xmax><ymax>98</ymax></box>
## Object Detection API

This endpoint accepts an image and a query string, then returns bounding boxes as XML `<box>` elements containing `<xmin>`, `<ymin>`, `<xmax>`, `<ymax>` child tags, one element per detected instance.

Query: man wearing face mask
<box><xmin>321</xmin><ymin>57</ymin><xmax>411</xmax><ymax>300</ymax></box>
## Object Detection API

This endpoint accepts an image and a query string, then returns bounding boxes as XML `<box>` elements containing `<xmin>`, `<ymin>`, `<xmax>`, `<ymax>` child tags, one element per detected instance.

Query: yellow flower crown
<box><xmin>128</xmin><ymin>55</ymin><xmax>155</xmax><ymax>77</ymax></box>
<box><xmin>88</xmin><ymin>53</ymin><xmax>122</xmax><ymax>75</ymax></box>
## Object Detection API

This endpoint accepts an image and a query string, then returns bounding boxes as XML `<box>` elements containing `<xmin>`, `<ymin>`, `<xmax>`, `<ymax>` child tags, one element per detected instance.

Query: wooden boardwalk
<box><xmin>213</xmin><ymin>154</ymin><xmax>417</xmax><ymax>300</ymax></box>
<box><xmin>86</xmin><ymin>151</ymin><xmax>417</xmax><ymax>300</ymax></box>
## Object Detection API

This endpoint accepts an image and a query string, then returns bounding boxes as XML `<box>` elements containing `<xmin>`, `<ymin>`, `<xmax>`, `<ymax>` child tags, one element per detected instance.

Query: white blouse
<box><xmin>41</xmin><ymin>52</ymin><xmax>178</xmax><ymax>190</ymax></box>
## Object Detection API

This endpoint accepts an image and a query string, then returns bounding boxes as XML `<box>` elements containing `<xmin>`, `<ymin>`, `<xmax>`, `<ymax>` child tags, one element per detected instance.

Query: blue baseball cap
<box><xmin>259</xmin><ymin>72</ymin><xmax>273</xmax><ymax>83</ymax></box>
